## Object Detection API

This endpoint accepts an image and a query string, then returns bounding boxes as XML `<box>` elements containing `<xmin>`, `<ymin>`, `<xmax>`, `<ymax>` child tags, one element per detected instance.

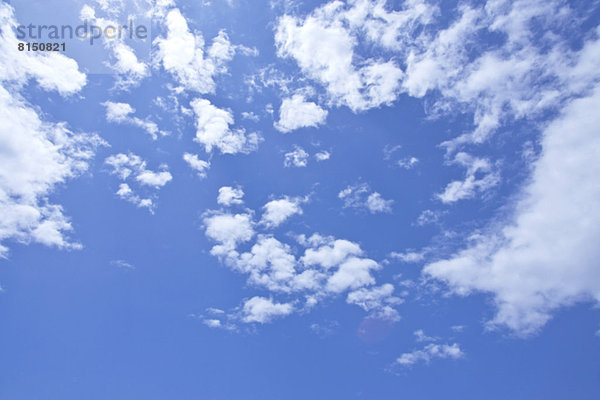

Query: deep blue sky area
<box><xmin>1</xmin><ymin>0</ymin><xmax>600</xmax><ymax>398</ymax></box>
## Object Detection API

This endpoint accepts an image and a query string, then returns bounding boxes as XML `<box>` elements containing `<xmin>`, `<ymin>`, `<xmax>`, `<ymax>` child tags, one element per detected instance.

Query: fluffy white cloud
<box><xmin>396</xmin><ymin>343</ymin><xmax>464</xmax><ymax>366</ymax></box>
<box><xmin>275</xmin><ymin>94</ymin><xmax>328</xmax><ymax>132</ymax></box>
<box><xmin>154</xmin><ymin>8</ymin><xmax>236</xmax><ymax>93</ymax></box>
<box><xmin>275</xmin><ymin>2</ymin><xmax>406</xmax><ymax>111</ymax></box>
<box><xmin>0</xmin><ymin>3</ymin><xmax>102</xmax><ymax>256</ymax></box>
<box><xmin>346</xmin><ymin>283</ymin><xmax>402</xmax><ymax>321</ymax></box>
<box><xmin>389</xmin><ymin>250</ymin><xmax>426</xmax><ymax>263</ymax></box>
<box><xmin>135</xmin><ymin>170</ymin><xmax>172</xmax><ymax>188</ymax></box>
<box><xmin>326</xmin><ymin>257</ymin><xmax>379</xmax><ymax>293</ymax></box>
<box><xmin>260</xmin><ymin>196</ymin><xmax>304</xmax><ymax>228</ymax></box>
<box><xmin>190</xmin><ymin>98</ymin><xmax>261</xmax><ymax>154</ymax></box>
<box><xmin>79</xmin><ymin>5</ymin><xmax>149</xmax><ymax>87</ymax></box>
<box><xmin>301</xmin><ymin>238</ymin><xmax>363</xmax><ymax>269</ymax></box>
<box><xmin>314</xmin><ymin>151</ymin><xmax>331</xmax><ymax>161</ymax></box>
<box><xmin>0</xmin><ymin>4</ymin><xmax>87</xmax><ymax>95</ymax></box>
<box><xmin>437</xmin><ymin>153</ymin><xmax>499</xmax><ymax>203</ymax></box>
<box><xmin>103</xmin><ymin>101</ymin><xmax>164</xmax><ymax>140</ymax></box>
<box><xmin>217</xmin><ymin>186</ymin><xmax>245</xmax><ymax>206</ymax></box>
<box><xmin>339</xmin><ymin>183</ymin><xmax>393</xmax><ymax>213</ymax></box>
<box><xmin>424</xmin><ymin>84</ymin><xmax>600</xmax><ymax>336</ymax></box>
<box><xmin>183</xmin><ymin>153</ymin><xmax>210</xmax><ymax>179</ymax></box>
<box><xmin>242</xmin><ymin>296</ymin><xmax>294</xmax><ymax>324</ymax></box>
<box><xmin>204</xmin><ymin>212</ymin><xmax>255</xmax><ymax>253</ymax></box>
<box><xmin>105</xmin><ymin>153</ymin><xmax>172</xmax><ymax>212</ymax></box>
<box><xmin>202</xmin><ymin>195</ymin><xmax>396</xmax><ymax>323</ymax></box>
<box><xmin>284</xmin><ymin>146</ymin><xmax>309</xmax><ymax>167</ymax></box>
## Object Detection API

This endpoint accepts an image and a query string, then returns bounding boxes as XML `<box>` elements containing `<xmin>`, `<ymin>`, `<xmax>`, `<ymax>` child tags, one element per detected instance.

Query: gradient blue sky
<box><xmin>1</xmin><ymin>0</ymin><xmax>600</xmax><ymax>398</ymax></box>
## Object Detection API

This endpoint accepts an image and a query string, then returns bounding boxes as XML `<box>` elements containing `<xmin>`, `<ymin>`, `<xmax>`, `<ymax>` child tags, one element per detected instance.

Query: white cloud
<box><xmin>202</xmin><ymin>195</ymin><xmax>398</xmax><ymax>323</ymax></box>
<box><xmin>203</xmin><ymin>319</ymin><xmax>222</xmax><ymax>328</ymax></box>
<box><xmin>79</xmin><ymin>5</ymin><xmax>149</xmax><ymax>87</ymax></box>
<box><xmin>314</xmin><ymin>151</ymin><xmax>331</xmax><ymax>161</ymax></box>
<box><xmin>190</xmin><ymin>98</ymin><xmax>261</xmax><ymax>154</ymax></box>
<box><xmin>339</xmin><ymin>183</ymin><xmax>393</xmax><ymax>213</ymax></box>
<box><xmin>366</xmin><ymin>193</ymin><xmax>393</xmax><ymax>213</ymax></box>
<box><xmin>0</xmin><ymin>3</ymin><xmax>102</xmax><ymax>256</ymax></box>
<box><xmin>204</xmin><ymin>212</ymin><xmax>255</xmax><ymax>253</ymax></box>
<box><xmin>326</xmin><ymin>257</ymin><xmax>379</xmax><ymax>293</ymax></box>
<box><xmin>183</xmin><ymin>153</ymin><xmax>210</xmax><ymax>178</ymax></box>
<box><xmin>105</xmin><ymin>153</ymin><xmax>172</xmax><ymax>212</ymax></box>
<box><xmin>396</xmin><ymin>343</ymin><xmax>464</xmax><ymax>367</ymax></box>
<box><xmin>241</xmin><ymin>111</ymin><xmax>260</xmax><ymax>122</ymax></box>
<box><xmin>260</xmin><ymin>196</ymin><xmax>304</xmax><ymax>228</ymax></box>
<box><xmin>413</xmin><ymin>329</ymin><xmax>437</xmax><ymax>343</ymax></box>
<box><xmin>274</xmin><ymin>2</ymin><xmax>406</xmax><ymax>111</ymax></box>
<box><xmin>436</xmin><ymin>152</ymin><xmax>499</xmax><ymax>204</ymax></box>
<box><xmin>415</xmin><ymin>209</ymin><xmax>442</xmax><ymax>226</ymax></box>
<box><xmin>103</xmin><ymin>101</ymin><xmax>164</xmax><ymax>140</ymax></box>
<box><xmin>346</xmin><ymin>283</ymin><xmax>402</xmax><ymax>321</ymax></box>
<box><xmin>135</xmin><ymin>170</ymin><xmax>173</xmax><ymax>188</ymax></box>
<box><xmin>390</xmin><ymin>250</ymin><xmax>426</xmax><ymax>263</ymax></box>
<box><xmin>398</xmin><ymin>157</ymin><xmax>419</xmax><ymax>169</ymax></box>
<box><xmin>275</xmin><ymin>94</ymin><xmax>328</xmax><ymax>132</ymax></box>
<box><xmin>424</xmin><ymin>84</ymin><xmax>600</xmax><ymax>336</ymax></box>
<box><xmin>284</xmin><ymin>146</ymin><xmax>309</xmax><ymax>167</ymax></box>
<box><xmin>301</xmin><ymin>238</ymin><xmax>363</xmax><ymax>269</ymax></box>
<box><xmin>115</xmin><ymin>183</ymin><xmax>153</xmax><ymax>211</ymax></box>
<box><xmin>241</xmin><ymin>296</ymin><xmax>294</xmax><ymax>323</ymax></box>
<box><xmin>217</xmin><ymin>186</ymin><xmax>244</xmax><ymax>206</ymax></box>
<box><xmin>154</xmin><ymin>8</ymin><xmax>236</xmax><ymax>93</ymax></box>
<box><xmin>0</xmin><ymin>4</ymin><xmax>87</xmax><ymax>95</ymax></box>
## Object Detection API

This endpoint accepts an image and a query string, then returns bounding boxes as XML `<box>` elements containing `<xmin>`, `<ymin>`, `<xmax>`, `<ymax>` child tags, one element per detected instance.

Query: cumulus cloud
<box><xmin>260</xmin><ymin>196</ymin><xmax>305</xmax><ymax>228</ymax></box>
<box><xmin>190</xmin><ymin>98</ymin><xmax>261</xmax><ymax>154</ymax></box>
<box><xmin>436</xmin><ymin>153</ymin><xmax>499</xmax><ymax>203</ymax></box>
<box><xmin>201</xmin><ymin>194</ymin><xmax>396</xmax><ymax>324</ymax></box>
<box><xmin>217</xmin><ymin>186</ymin><xmax>244</xmax><ymax>206</ymax></box>
<box><xmin>80</xmin><ymin>5</ymin><xmax>149</xmax><ymax>88</ymax></box>
<box><xmin>204</xmin><ymin>212</ymin><xmax>255</xmax><ymax>254</ymax></box>
<box><xmin>105</xmin><ymin>153</ymin><xmax>172</xmax><ymax>212</ymax></box>
<box><xmin>242</xmin><ymin>296</ymin><xmax>294</xmax><ymax>323</ymax></box>
<box><xmin>314</xmin><ymin>151</ymin><xmax>331</xmax><ymax>161</ymax></box>
<box><xmin>274</xmin><ymin>2</ymin><xmax>407</xmax><ymax>111</ymax></box>
<box><xmin>339</xmin><ymin>183</ymin><xmax>393</xmax><ymax>213</ymax></box>
<box><xmin>346</xmin><ymin>283</ymin><xmax>402</xmax><ymax>321</ymax></box>
<box><xmin>103</xmin><ymin>101</ymin><xmax>164</xmax><ymax>140</ymax></box>
<box><xmin>424</xmin><ymin>84</ymin><xmax>600</xmax><ymax>336</ymax></box>
<box><xmin>275</xmin><ymin>94</ymin><xmax>328</xmax><ymax>132</ymax></box>
<box><xmin>183</xmin><ymin>153</ymin><xmax>210</xmax><ymax>178</ymax></box>
<box><xmin>154</xmin><ymin>8</ymin><xmax>237</xmax><ymax>93</ymax></box>
<box><xmin>395</xmin><ymin>343</ymin><xmax>464</xmax><ymax>367</ymax></box>
<box><xmin>284</xmin><ymin>146</ymin><xmax>309</xmax><ymax>167</ymax></box>
<box><xmin>0</xmin><ymin>3</ymin><xmax>102</xmax><ymax>256</ymax></box>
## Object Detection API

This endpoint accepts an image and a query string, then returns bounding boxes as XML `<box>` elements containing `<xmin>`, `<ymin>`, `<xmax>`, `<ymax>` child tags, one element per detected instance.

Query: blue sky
<box><xmin>1</xmin><ymin>0</ymin><xmax>600</xmax><ymax>398</ymax></box>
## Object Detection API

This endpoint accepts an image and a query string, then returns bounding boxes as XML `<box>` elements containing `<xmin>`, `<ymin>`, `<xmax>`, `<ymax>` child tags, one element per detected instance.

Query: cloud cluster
<box><xmin>103</xmin><ymin>101</ymin><xmax>164</xmax><ymax>140</ymax></box>
<box><xmin>338</xmin><ymin>183</ymin><xmax>393</xmax><ymax>214</ymax></box>
<box><xmin>154</xmin><ymin>8</ymin><xmax>236</xmax><ymax>93</ymax></box>
<box><xmin>425</xmin><ymin>85</ymin><xmax>600</xmax><ymax>336</ymax></box>
<box><xmin>105</xmin><ymin>153</ymin><xmax>172</xmax><ymax>212</ymax></box>
<box><xmin>0</xmin><ymin>3</ymin><xmax>102</xmax><ymax>256</ymax></box>
<box><xmin>190</xmin><ymin>98</ymin><xmax>262</xmax><ymax>155</ymax></box>
<box><xmin>201</xmin><ymin>187</ymin><xmax>402</xmax><ymax>326</ymax></box>
<box><xmin>274</xmin><ymin>94</ymin><xmax>328</xmax><ymax>133</ymax></box>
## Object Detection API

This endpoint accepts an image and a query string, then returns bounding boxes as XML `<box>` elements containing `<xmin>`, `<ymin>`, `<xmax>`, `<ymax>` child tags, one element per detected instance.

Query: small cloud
<box><xmin>274</xmin><ymin>94</ymin><xmax>328</xmax><ymax>132</ymax></box>
<box><xmin>217</xmin><ymin>186</ymin><xmax>245</xmax><ymax>206</ymax></box>
<box><xmin>183</xmin><ymin>153</ymin><xmax>210</xmax><ymax>179</ymax></box>
<box><xmin>395</xmin><ymin>343</ymin><xmax>464</xmax><ymax>367</ymax></box>
<box><xmin>314</xmin><ymin>150</ymin><xmax>331</xmax><ymax>161</ymax></box>
<box><xmin>284</xmin><ymin>146</ymin><xmax>309</xmax><ymax>167</ymax></box>
<box><xmin>110</xmin><ymin>259</ymin><xmax>135</xmax><ymax>270</ymax></box>
<box><xmin>339</xmin><ymin>183</ymin><xmax>393</xmax><ymax>214</ymax></box>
